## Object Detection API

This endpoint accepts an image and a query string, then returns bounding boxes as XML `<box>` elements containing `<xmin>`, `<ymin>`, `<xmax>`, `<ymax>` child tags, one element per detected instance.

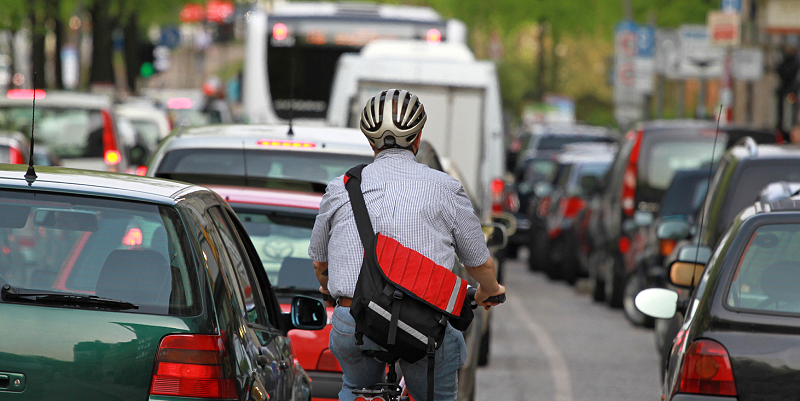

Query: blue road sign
<box><xmin>160</xmin><ymin>26</ymin><xmax>181</xmax><ymax>49</ymax></box>
<box><xmin>721</xmin><ymin>0</ymin><xmax>741</xmax><ymax>12</ymax></box>
<box><xmin>637</xmin><ymin>26</ymin><xmax>655</xmax><ymax>58</ymax></box>
<box><xmin>616</xmin><ymin>20</ymin><xmax>637</xmax><ymax>34</ymax></box>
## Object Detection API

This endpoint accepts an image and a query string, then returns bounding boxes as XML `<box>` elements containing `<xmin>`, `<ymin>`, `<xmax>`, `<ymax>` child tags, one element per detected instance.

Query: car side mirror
<box><xmin>656</xmin><ymin>219</ymin><xmax>690</xmax><ymax>240</ymax></box>
<box><xmin>668</xmin><ymin>261</ymin><xmax>705</xmax><ymax>287</ymax></box>
<box><xmin>484</xmin><ymin>222</ymin><xmax>508</xmax><ymax>249</ymax></box>
<box><xmin>288</xmin><ymin>296</ymin><xmax>327</xmax><ymax>331</ymax></box>
<box><xmin>634</xmin><ymin>288</ymin><xmax>678</xmax><ymax>319</ymax></box>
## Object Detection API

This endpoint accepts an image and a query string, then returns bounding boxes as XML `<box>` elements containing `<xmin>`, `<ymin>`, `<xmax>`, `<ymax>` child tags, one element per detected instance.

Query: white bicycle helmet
<box><xmin>360</xmin><ymin>89</ymin><xmax>427</xmax><ymax>150</ymax></box>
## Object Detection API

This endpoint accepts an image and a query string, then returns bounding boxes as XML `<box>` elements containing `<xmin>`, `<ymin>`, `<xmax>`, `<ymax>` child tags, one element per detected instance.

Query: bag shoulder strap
<box><xmin>344</xmin><ymin>164</ymin><xmax>374</xmax><ymax>249</ymax></box>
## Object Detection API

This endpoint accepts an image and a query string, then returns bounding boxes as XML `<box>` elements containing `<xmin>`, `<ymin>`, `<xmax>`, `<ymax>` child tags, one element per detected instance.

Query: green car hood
<box><xmin>0</xmin><ymin>303</ymin><xmax>205</xmax><ymax>401</ymax></box>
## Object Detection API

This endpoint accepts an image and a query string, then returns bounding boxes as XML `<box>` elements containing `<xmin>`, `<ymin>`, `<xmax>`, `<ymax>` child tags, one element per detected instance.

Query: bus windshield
<box><xmin>266</xmin><ymin>16</ymin><xmax>447</xmax><ymax>120</ymax></box>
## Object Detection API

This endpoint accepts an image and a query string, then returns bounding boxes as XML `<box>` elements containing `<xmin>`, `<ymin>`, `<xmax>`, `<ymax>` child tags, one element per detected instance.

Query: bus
<box><xmin>242</xmin><ymin>1</ymin><xmax>466</xmax><ymax>124</ymax></box>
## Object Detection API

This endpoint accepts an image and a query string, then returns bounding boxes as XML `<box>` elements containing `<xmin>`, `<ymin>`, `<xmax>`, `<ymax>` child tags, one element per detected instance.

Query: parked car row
<box><xmin>508</xmin><ymin>118</ymin><xmax>800</xmax><ymax>400</ymax></box>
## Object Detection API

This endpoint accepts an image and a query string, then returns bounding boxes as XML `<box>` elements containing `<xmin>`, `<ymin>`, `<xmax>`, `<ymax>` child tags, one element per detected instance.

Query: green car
<box><xmin>0</xmin><ymin>164</ymin><xmax>326</xmax><ymax>401</ymax></box>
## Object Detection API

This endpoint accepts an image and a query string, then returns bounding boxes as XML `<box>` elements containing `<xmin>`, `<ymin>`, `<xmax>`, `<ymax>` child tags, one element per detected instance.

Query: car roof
<box><xmin>162</xmin><ymin>124</ymin><xmax>374</xmax><ymax>156</ymax></box>
<box><xmin>0</xmin><ymin>90</ymin><xmax>112</xmax><ymax>109</ymax></box>
<box><xmin>729</xmin><ymin>143</ymin><xmax>800</xmax><ymax>161</ymax></box>
<box><xmin>206</xmin><ymin>185</ymin><xmax>322</xmax><ymax>210</ymax></box>
<box><xmin>0</xmin><ymin>164</ymin><xmax>197</xmax><ymax>204</ymax></box>
<box><xmin>532</xmin><ymin>124</ymin><xmax>614</xmax><ymax>137</ymax></box>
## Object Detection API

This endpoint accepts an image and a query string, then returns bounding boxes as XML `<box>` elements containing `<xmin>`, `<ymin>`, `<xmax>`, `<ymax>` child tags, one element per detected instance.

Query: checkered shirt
<box><xmin>308</xmin><ymin>148</ymin><xmax>490</xmax><ymax>299</ymax></box>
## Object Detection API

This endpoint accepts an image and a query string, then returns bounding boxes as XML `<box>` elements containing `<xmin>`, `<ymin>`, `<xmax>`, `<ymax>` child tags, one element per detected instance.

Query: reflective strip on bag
<box><xmin>368</xmin><ymin>301</ymin><xmax>428</xmax><ymax>345</ymax></box>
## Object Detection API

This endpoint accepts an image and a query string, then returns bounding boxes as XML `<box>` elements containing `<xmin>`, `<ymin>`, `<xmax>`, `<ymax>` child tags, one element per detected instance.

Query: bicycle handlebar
<box><xmin>466</xmin><ymin>286</ymin><xmax>506</xmax><ymax>309</ymax></box>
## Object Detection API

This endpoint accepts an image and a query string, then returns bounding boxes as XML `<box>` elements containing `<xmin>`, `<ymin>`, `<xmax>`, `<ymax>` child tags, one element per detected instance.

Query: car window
<box><xmin>207</xmin><ymin>206</ymin><xmax>269</xmax><ymax>327</ymax></box>
<box><xmin>0</xmin><ymin>190</ymin><xmax>200</xmax><ymax>316</ymax></box>
<box><xmin>643</xmin><ymin>140</ymin><xmax>718</xmax><ymax>191</ymax></box>
<box><xmin>0</xmin><ymin>106</ymin><xmax>105</xmax><ymax>159</ymax></box>
<box><xmin>572</xmin><ymin>161</ymin><xmax>611</xmax><ymax>195</ymax></box>
<box><xmin>725</xmin><ymin>164</ymin><xmax>800</xmax><ymax>228</ymax></box>
<box><xmin>522</xmin><ymin>159</ymin><xmax>557</xmax><ymax>183</ymax></box>
<box><xmin>156</xmin><ymin>148</ymin><xmax>374</xmax><ymax>186</ymax></box>
<box><xmin>233</xmin><ymin>206</ymin><xmax>318</xmax><ymax>291</ymax></box>
<box><xmin>727</xmin><ymin>223</ymin><xmax>800</xmax><ymax>314</ymax></box>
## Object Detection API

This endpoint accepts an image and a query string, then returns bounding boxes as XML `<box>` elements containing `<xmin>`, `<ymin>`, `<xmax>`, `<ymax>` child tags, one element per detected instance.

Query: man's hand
<box><xmin>319</xmin><ymin>286</ymin><xmax>335</xmax><ymax>308</ymax></box>
<box><xmin>475</xmin><ymin>284</ymin><xmax>506</xmax><ymax>310</ymax></box>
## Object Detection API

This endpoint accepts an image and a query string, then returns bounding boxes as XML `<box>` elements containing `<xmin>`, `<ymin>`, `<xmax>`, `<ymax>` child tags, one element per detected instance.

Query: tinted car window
<box><xmin>726</xmin><ymin>164</ymin><xmax>800</xmax><ymax>226</ymax></box>
<box><xmin>156</xmin><ymin>148</ymin><xmax>374</xmax><ymax>186</ymax></box>
<box><xmin>727</xmin><ymin>224</ymin><xmax>800</xmax><ymax>314</ymax></box>
<box><xmin>0</xmin><ymin>107</ymin><xmax>104</xmax><ymax>159</ymax></box>
<box><xmin>0</xmin><ymin>190</ymin><xmax>200</xmax><ymax>316</ymax></box>
<box><xmin>208</xmin><ymin>206</ymin><xmax>268</xmax><ymax>326</ymax></box>
<box><xmin>658</xmin><ymin>170</ymin><xmax>710</xmax><ymax>217</ymax></box>
<box><xmin>523</xmin><ymin>159</ymin><xmax>558</xmax><ymax>183</ymax></box>
<box><xmin>234</xmin><ymin>206</ymin><xmax>318</xmax><ymax>291</ymax></box>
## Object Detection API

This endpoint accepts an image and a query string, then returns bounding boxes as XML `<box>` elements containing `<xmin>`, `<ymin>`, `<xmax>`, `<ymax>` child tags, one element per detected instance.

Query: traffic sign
<box><xmin>677</xmin><ymin>24</ymin><xmax>724</xmax><ymax>78</ymax></box>
<box><xmin>708</xmin><ymin>11</ymin><xmax>741</xmax><ymax>47</ymax></box>
<box><xmin>721</xmin><ymin>0</ymin><xmax>741</xmax><ymax>12</ymax></box>
<box><xmin>655</xmin><ymin>29</ymin><xmax>681</xmax><ymax>79</ymax></box>
<box><xmin>161</xmin><ymin>26</ymin><xmax>181</xmax><ymax>49</ymax></box>
<box><xmin>637</xmin><ymin>26</ymin><xmax>655</xmax><ymax>58</ymax></box>
<box><xmin>731</xmin><ymin>48</ymin><xmax>764</xmax><ymax>80</ymax></box>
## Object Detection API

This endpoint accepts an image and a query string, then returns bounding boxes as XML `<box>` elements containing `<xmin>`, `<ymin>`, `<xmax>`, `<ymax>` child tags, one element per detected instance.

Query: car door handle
<box><xmin>278</xmin><ymin>360</ymin><xmax>289</xmax><ymax>370</ymax></box>
<box><xmin>256</xmin><ymin>355</ymin><xmax>270</xmax><ymax>367</ymax></box>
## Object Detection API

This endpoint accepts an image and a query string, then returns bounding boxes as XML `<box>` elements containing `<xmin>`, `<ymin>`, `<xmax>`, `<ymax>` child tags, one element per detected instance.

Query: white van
<box><xmin>327</xmin><ymin>39</ymin><xmax>505</xmax><ymax>220</ymax></box>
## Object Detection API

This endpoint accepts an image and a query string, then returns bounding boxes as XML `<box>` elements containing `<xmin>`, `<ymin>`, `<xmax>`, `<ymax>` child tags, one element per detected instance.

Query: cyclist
<box><xmin>309</xmin><ymin>89</ymin><xmax>506</xmax><ymax>401</ymax></box>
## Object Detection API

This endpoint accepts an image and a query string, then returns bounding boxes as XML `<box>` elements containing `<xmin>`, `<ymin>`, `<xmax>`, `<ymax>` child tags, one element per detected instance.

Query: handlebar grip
<box><xmin>465</xmin><ymin>287</ymin><xmax>505</xmax><ymax>308</ymax></box>
<box><xmin>484</xmin><ymin>293</ymin><xmax>506</xmax><ymax>304</ymax></box>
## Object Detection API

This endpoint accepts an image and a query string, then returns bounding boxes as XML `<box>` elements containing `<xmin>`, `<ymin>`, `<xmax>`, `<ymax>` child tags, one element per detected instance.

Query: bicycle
<box><xmin>352</xmin><ymin>287</ymin><xmax>506</xmax><ymax>401</ymax></box>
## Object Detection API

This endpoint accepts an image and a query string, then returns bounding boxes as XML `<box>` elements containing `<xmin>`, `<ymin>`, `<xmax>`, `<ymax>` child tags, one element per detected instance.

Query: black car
<box><xmin>0</xmin><ymin>164</ymin><xmax>326</xmax><ymax>401</ymax></box>
<box><xmin>538</xmin><ymin>147</ymin><xmax>614</xmax><ymax>284</ymax></box>
<box><xmin>505</xmin><ymin>125</ymin><xmax>615</xmax><ymax>260</ymax></box>
<box><xmin>636</xmin><ymin>194</ymin><xmax>800</xmax><ymax>400</ymax></box>
<box><xmin>591</xmin><ymin>121</ymin><xmax>778</xmax><ymax>309</ymax></box>
<box><xmin>651</xmin><ymin>141</ymin><xmax>800</xmax><ymax>374</ymax></box>
<box><xmin>623</xmin><ymin>169</ymin><xmax>711</xmax><ymax>327</ymax></box>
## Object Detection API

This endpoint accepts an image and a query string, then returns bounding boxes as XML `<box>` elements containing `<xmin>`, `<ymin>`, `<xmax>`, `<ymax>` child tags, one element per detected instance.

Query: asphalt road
<box><xmin>475</xmin><ymin>250</ymin><xmax>661</xmax><ymax>401</ymax></box>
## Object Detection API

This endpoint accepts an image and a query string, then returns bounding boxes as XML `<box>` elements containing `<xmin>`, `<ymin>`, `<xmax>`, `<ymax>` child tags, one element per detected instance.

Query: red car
<box><xmin>207</xmin><ymin>184</ymin><xmax>341</xmax><ymax>401</ymax></box>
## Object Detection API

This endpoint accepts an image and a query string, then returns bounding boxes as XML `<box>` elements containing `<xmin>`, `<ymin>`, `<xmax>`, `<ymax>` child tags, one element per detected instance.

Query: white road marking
<box><xmin>509</xmin><ymin>297</ymin><xmax>575</xmax><ymax>401</ymax></box>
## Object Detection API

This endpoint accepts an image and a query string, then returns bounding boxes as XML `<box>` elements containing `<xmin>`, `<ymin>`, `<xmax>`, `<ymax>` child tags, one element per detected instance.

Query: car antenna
<box><xmin>286</xmin><ymin>53</ymin><xmax>296</xmax><ymax>137</ymax></box>
<box><xmin>691</xmin><ymin>104</ymin><xmax>724</xmax><ymax>286</ymax></box>
<box><xmin>241</xmin><ymin>141</ymin><xmax>250</xmax><ymax>187</ymax></box>
<box><xmin>25</xmin><ymin>72</ymin><xmax>38</xmax><ymax>185</ymax></box>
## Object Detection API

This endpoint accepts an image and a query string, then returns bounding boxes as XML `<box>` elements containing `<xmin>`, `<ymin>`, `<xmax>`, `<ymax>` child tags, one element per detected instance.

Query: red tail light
<box><xmin>491</xmin><ymin>178</ymin><xmax>505</xmax><ymax>213</ymax></box>
<box><xmin>776</xmin><ymin>130</ymin><xmax>785</xmax><ymax>144</ymax></box>
<box><xmin>678</xmin><ymin>339</ymin><xmax>737</xmax><ymax>396</ymax></box>
<box><xmin>621</xmin><ymin>129</ymin><xmax>643</xmax><ymax>217</ymax></box>
<box><xmin>537</xmin><ymin>196</ymin><xmax>551</xmax><ymax>218</ymax></box>
<box><xmin>9</xmin><ymin>144</ymin><xmax>25</xmax><ymax>164</ymax></box>
<box><xmin>150</xmin><ymin>334</ymin><xmax>237</xmax><ymax>399</ymax></box>
<box><xmin>135</xmin><ymin>166</ymin><xmax>148</xmax><ymax>176</ymax></box>
<box><xmin>317</xmin><ymin>349</ymin><xmax>342</xmax><ymax>372</ymax></box>
<box><xmin>618</xmin><ymin>236</ymin><xmax>631</xmax><ymax>254</ymax></box>
<box><xmin>559</xmin><ymin>196</ymin><xmax>586</xmax><ymax>219</ymax></box>
<box><xmin>101</xmin><ymin>110</ymin><xmax>120</xmax><ymax>167</ymax></box>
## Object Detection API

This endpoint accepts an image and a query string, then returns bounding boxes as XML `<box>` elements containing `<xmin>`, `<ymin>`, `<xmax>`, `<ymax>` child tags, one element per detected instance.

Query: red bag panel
<box><xmin>375</xmin><ymin>234</ymin><xmax>467</xmax><ymax>315</ymax></box>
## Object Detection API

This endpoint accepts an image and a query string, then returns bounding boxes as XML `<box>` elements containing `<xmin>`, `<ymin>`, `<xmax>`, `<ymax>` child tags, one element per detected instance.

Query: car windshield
<box><xmin>522</xmin><ymin>159</ymin><xmax>558</xmax><ymax>183</ymax></box>
<box><xmin>155</xmin><ymin>148</ymin><xmax>374</xmax><ymax>186</ymax></box>
<box><xmin>0</xmin><ymin>106</ymin><xmax>104</xmax><ymax>159</ymax></box>
<box><xmin>232</xmin><ymin>206</ymin><xmax>318</xmax><ymax>291</ymax></box>
<box><xmin>727</xmin><ymin>223</ymin><xmax>800</xmax><ymax>315</ymax></box>
<box><xmin>0</xmin><ymin>190</ymin><xmax>200</xmax><ymax>316</ymax></box>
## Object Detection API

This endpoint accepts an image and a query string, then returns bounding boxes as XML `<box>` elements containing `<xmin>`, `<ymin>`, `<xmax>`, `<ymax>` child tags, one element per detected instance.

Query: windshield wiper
<box><xmin>1</xmin><ymin>284</ymin><xmax>139</xmax><ymax>310</ymax></box>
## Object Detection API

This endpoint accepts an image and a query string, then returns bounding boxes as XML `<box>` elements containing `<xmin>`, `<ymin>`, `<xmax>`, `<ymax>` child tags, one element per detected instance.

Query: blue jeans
<box><xmin>329</xmin><ymin>306</ymin><xmax>467</xmax><ymax>401</ymax></box>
